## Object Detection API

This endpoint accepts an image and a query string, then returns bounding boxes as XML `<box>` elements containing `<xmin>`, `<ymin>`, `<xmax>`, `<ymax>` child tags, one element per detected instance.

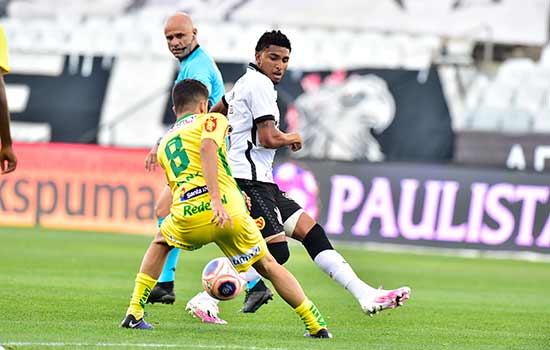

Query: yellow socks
<box><xmin>294</xmin><ymin>298</ymin><xmax>327</xmax><ymax>335</ymax></box>
<box><xmin>126</xmin><ymin>272</ymin><xmax>157</xmax><ymax>319</ymax></box>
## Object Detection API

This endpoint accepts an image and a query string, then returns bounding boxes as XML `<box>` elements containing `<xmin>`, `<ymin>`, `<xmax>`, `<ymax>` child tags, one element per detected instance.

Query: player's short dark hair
<box><xmin>255</xmin><ymin>30</ymin><xmax>291</xmax><ymax>53</ymax></box>
<box><xmin>172</xmin><ymin>79</ymin><xmax>209</xmax><ymax>112</ymax></box>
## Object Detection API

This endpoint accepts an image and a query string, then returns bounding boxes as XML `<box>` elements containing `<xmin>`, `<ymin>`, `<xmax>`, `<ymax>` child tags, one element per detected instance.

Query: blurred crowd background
<box><xmin>2</xmin><ymin>0</ymin><xmax>549</xmax><ymax>168</ymax></box>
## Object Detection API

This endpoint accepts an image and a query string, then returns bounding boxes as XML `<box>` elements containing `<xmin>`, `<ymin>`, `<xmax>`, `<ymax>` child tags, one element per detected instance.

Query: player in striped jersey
<box><xmin>209</xmin><ymin>30</ymin><xmax>411</xmax><ymax>317</ymax></box>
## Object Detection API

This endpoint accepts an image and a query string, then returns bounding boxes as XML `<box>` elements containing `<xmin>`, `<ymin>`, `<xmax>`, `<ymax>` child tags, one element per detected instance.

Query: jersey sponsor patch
<box><xmin>254</xmin><ymin>216</ymin><xmax>266</xmax><ymax>230</ymax></box>
<box><xmin>228</xmin><ymin>244</ymin><xmax>262</xmax><ymax>266</ymax></box>
<box><xmin>204</xmin><ymin>115</ymin><xmax>218</xmax><ymax>132</ymax></box>
<box><xmin>182</xmin><ymin>194</ymin><xmax>228</xmax><ymax>217</ymax></box>
<box><xmin>180</xmin><ymin>185</ymin><xmax>208</xmax><ymax>201</ymax></box>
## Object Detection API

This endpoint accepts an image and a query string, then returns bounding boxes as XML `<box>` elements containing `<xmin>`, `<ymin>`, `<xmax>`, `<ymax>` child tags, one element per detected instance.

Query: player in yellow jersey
<box><xmin>120</xmin><ymin>79</ymin><xmax>332</xmax><ymax>338</ymax></box>
<box><xmin>0</xmin><ymin>25</ymin><xmax>17</xmax><ymax>174</ymax></box>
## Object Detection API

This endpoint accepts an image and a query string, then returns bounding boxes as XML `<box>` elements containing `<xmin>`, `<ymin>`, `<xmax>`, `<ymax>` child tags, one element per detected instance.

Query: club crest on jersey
<box><xmin>205</xmin><ymin>116</ymin><xmax>217</xmax><ymax>132</ymax></box>
<box><xmin>254</xmin><ymin>216</ymin><xmax>265</xmax><ymax>230</ymax></box>
<box><xmin>254</xmin><ymin>217</ymin><xmax>266</xmax><ymax>230</ymax></box>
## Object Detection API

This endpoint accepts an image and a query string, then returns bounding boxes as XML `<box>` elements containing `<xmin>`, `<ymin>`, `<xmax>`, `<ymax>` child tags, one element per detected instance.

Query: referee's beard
<box><xmin>177</xmin><ymin>42</ymin><xmax>197</xmax><ymax>61</ymax></box>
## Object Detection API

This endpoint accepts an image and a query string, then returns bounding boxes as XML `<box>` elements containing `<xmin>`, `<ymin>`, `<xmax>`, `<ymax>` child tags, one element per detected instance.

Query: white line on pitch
<box><xmin>3</xmin><ymin>342</ymin><xmax>289</xmax><ymax>350</ymax></box>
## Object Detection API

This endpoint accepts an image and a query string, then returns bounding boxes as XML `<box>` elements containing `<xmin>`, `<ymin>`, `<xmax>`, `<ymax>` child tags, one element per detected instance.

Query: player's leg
<box><xmin>121</xmin><ymin>230</ymin><xmax>172</xmax><ymax>329</ymax></box>
<box><xmin>147</xmin><ymin>185</ymin><xmax>178</xmax><ymax>304</ymax></box>
<box><xmin>283</xmin><ymin>201</ymin><xmax>411</xmax><ymax>316</ymax></box>
<box><xmin>237</xmin><ymin>179</ymin><xmax>299</xmax><ymax>312</ymax></box>
<box><xmin>218</xmin><ymin>213</ymin><xmax>330</xmax><ymax>338</ymax></box>
<box><xmin>189</xmin><ymin>179</ymin><xmax>279</xmax><ymax>316</ymax></box>
<box><xmin>252</xmin><ymin>252</ymin><xmax>331</xmax><ymax>338</ymax></box>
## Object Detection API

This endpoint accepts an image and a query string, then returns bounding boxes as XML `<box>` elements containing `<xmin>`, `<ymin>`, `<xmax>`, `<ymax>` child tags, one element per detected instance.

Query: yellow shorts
<box><xmin>160</xmin><ymin>209</ymin><xmax>267</xmax><ymax>273</ymax></box>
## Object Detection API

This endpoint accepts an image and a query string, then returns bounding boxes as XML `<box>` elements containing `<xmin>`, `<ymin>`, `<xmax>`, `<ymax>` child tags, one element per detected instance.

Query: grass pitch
<box><xmin>0</xmin><ymin>227</ymin><xmax>549</xmax><ymax>350</ymax></box>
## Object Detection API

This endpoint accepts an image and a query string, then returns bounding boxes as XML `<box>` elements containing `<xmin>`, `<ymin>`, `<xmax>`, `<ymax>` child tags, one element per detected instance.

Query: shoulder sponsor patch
<box><xmin>204</xmin><ymin>116</ymin><xmax>218</xmax><ymax>132</ymax></box>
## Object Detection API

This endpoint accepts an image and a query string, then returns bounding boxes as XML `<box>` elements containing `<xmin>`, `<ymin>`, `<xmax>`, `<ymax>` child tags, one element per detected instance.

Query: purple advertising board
<box><xmin>273</xmin><ymin>159</ymin><xmax>550</xmax><ymax>254</ymax></box>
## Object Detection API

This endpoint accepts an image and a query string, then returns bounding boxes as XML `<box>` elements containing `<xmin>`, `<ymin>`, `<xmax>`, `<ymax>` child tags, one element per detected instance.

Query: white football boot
<box><xmin>360</xmin><ymin>286</ymin><xmax>411</xmax><ymax>316</ymax></box>
<box><xmin>185</xmin><ymin>291</ymin><xmax>227</xmax><ymax>324</ymax></box>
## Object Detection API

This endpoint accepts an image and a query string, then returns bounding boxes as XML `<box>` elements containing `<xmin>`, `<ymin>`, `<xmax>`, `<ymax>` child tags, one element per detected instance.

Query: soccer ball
<box><xmin>201</xmin><ymin>257</ymin><xmax>245</xmax><ymax>300</ymax></box>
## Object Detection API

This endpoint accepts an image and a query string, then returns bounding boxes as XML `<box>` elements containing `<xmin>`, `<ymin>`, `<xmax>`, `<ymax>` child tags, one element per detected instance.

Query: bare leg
<box><xmin>155</xmin><ymin>185</ymin><xmax>172</xmax><ymax>219</ymax></box>
<box><xmin>252</xmin><ymin>252</ymin><xmax>304</xmax><ymax>307</ymax></box>
<box><xmin>124</xmin><ymin>231</ymin><xmax>173</xmax><ymax>322</ymax></box>
<box><xmin>140</xmin><ymin>230</ymin><xmax>173</xmax><ymax>278</ymax></box>
<box><xmin>152</xmin><ymin>185</ymin><xmax>179</xmax><ymax>303</ymax></box>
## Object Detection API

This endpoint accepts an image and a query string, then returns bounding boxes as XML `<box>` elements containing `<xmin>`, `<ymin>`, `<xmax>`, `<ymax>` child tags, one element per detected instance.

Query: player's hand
<box><xmin>290</xmin><ymin>142</ymin><xmax>302</xmax><ymax>152</ymax></box>
<box><xmin>289</xmin><ymin>133</ymin><xmax>302</xmax><ymax>152</ymax></box>
<box><xmin>145</xmin><ymin>144</ymin><xmax>159</xmax><ymax>172</ymax></box>
<box><xmin>243</xmin><ymin>191</ymin><xmax>252</xmax><ymax>211</ymax></box>
<box><xmin>210</xmin><ymin>199</ymin><xmax>233</xmax><ymax>228</ymax></box>
<box><xmin>0</xmin><ymin>145</ymin><xmax>17</xmax><ymax>174</ymax></box>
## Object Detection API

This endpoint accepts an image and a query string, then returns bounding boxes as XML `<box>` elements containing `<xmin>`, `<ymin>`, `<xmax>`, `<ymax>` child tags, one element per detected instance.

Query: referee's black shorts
<box><xmin>236</xmin><ymin>178</ymin><xmax>302</xmax><ymax>239</ymax></box>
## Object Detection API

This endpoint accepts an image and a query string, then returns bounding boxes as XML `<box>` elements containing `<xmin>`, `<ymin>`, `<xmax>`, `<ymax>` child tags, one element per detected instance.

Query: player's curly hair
<box><xmin>255</xmin><ymin>30</ymin><xmax>291</xmax><ymax>53</ymax></box>
<box><xmin>172</xmin><ymin>79</ymin><xmax>209</xmax><ymax>112</ymax></box>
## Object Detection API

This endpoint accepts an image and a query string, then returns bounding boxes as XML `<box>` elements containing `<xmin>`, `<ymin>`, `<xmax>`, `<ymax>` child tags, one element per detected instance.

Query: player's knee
<box><xmin>302</xmin><ymin>223</ymin><xmax>334</xmax><ymax>260</ymax></box>
<box><xmin>267</xmin><ymin>241</ymin><xmax>290</xmax><ymax>265</ymax></box>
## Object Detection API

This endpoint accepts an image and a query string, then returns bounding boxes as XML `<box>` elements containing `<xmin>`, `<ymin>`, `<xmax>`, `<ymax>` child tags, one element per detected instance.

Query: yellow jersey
<box><xmin>0</xmin><ymin>26</ymin><xmax>9</xmax><ymax>74</ymax></box>
<box><xmin>157</xmin><ymin>112</ymin><xmax>247</xmax><ymax>220</ymax></box>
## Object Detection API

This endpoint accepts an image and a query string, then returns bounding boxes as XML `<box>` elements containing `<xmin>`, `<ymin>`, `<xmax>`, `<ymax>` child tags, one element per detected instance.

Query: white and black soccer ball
<box><xmin>201</xmin><ymin>257</ymin><xmax>245</xmax><ymax>300</ymax></box>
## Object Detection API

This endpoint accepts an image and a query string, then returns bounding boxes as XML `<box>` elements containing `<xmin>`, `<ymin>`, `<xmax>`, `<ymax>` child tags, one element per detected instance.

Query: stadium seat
<box><xmin>533</xmin><ymin>109</ymin><xmax>550</xmax><ymax>133</ymax></box>
<box><xmin>500</xmin><ymin>110</ymin><xmax>533</xmax><ymax>134</ymax></box>
<box><xmin>233</xmin><ymin>23</ymin><xmax>265</xmax><ymax>61</ymax></box>
<box><xmin>320</xmin><ymin>29</ymin><xmax>354</xmax><ymax>69</ymax></box>
<box><xmin>377</xmin><ymin>33</ymin><xmax>402</xmax><ymax>68</ymax></box>
<box><xmin>438</xmin><ymin>66</ymin><xmax>465</xmax><ymax>129</ymax></box>
<box><xmin>39</xmin><ymin>24</ymin><xmax>68</xmax><ymax>53</ymax></box>
<box><xmin>479</xmin><ymin>80</ymin><xmax>516</xmax><ymax>109</ymax></box>
<box><xmin>402</xmin><ymin>34</ymin><xmax>440</xmax><ymax>70</ymax></box>
<box><xmin>464</xmin><ymin>74</ymin><xmax>490</xmax><ymax>111</ymax></box>
<box><xmin>514</xmin><ymin>79</ymin><xmax>547</xmax><ymax>116</ymax></box>
<box><xmin>465</xmin><ymin>107</ymin><xmax>502</xmax><ymax>131</ymax></box>
<box><xmin>10</xmin><ymin>121</ymin><xmax>51</xmax><ymax>142</ymax></box>
<box><xmin>8</xmin><ymin>0</ymin><xmax>131</xmax><ymax>18</ymax></box>
<box><xmin>281</xmin><ymin>27</ymin><xmax>316</xmax><ymax>70</ymax></box>
<box><xmin>348</xmin><ymin>32</ymin><xmax>393</xmax><ymax>69</ymax></box>
<box><xmin>2</xmin><ymin>17</ymin><xmax>25</xmax><ymax>52</ymax></box>
<box><xmin>202</xmin><ymin>22</ymin><xmax>248</xmax><ymax>62</ymax></box>
<box><xmin>539</xmin><ymin>44</ymin><xmax>550</xmax><ymax>68</ymax></box>
<box><xmin>441</xmin><ymin>39</ymin><xmax>474</xmax><ymax>65</ymax></box>
<box><xmin>495</xmin><ymin>58</ymin><xmax>536</xmax><ymax>85</ymax></box>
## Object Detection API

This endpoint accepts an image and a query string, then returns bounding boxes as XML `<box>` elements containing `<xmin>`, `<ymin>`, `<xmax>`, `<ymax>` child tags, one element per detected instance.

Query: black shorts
<box><xmin>236</xmin><ymin>178</ymin><xmax>302</xmax><ymax>239</ymax></box>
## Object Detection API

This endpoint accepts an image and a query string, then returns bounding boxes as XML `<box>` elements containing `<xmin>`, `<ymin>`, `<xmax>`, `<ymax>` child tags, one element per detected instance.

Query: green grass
<box><xmin>0</xmin><ymin>227</ymin><xmax>549</xmax><ymax>350</ymax></box>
